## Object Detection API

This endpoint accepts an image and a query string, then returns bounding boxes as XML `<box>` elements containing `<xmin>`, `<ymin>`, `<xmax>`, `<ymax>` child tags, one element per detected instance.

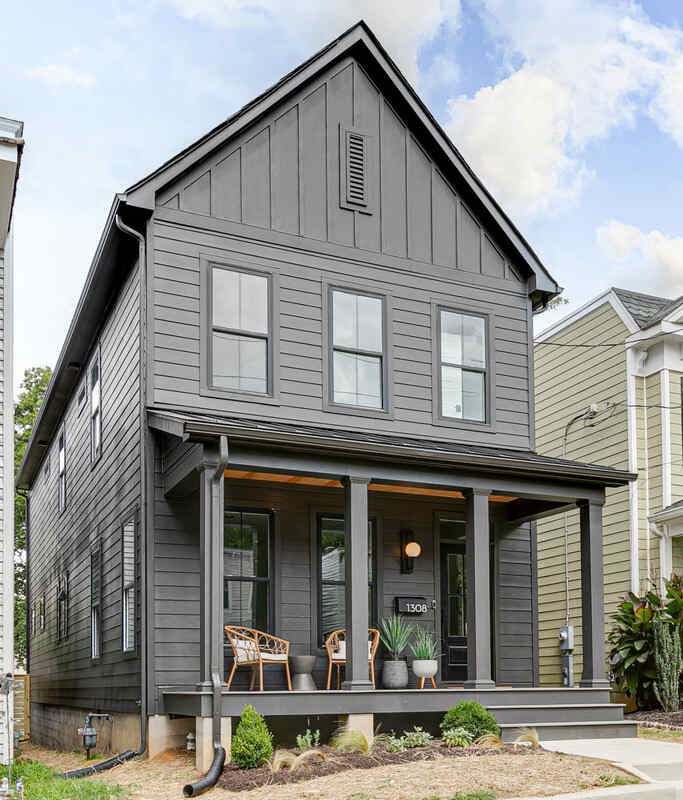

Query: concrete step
<box><xmin>488</xmin><ymin>703</ymin><xmax>625</xmax><ymax>725</ymax></box>
<box><xmin>500</xmin><ymin>720</ymin><xmax>638</xmax><ymax>742</ymax></box>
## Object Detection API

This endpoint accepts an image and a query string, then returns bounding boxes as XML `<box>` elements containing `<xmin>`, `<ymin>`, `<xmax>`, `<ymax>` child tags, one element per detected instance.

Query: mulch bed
<box><xmin>217</xmin><ymin>742</ymin><xmax>534</xmax><ymax>792</ymax></box>
<box><xmin>627</xmin><ymin>709</ymin><xmax>683</xmax><ymax>728</ymax></box>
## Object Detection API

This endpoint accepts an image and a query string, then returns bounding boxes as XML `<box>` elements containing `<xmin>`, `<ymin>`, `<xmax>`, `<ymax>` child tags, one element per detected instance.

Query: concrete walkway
<box><xmin>543</xmin><ymin>737</ymin><xmax>683</xmax><ymax>783</ymax></box>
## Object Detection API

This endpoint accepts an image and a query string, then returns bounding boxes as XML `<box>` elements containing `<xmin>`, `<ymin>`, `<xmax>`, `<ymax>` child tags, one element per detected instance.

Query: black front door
<box><xmin>440</xmin><ymin>542</ymin><xmax>467</xmax><ymax>683</ymax></box>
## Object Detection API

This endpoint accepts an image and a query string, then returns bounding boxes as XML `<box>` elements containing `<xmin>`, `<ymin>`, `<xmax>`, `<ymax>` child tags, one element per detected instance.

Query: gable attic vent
<box><xmin>345</xmin><ymin>129</ymin><xmax>367</xmax><ymax>207</ymax></box>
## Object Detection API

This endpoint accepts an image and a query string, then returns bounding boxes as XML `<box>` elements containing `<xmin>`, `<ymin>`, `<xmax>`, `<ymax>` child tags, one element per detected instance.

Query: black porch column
<box><xmin>579</xmin><ymin>499</ymin><xmax>609</xmax><ymax>689</ymax></box>
<box><xmin>198</xmin><ymin>447</ymin><xmax>226</xmax><ymax>690</ymax></box>
<box><xmin>464</xmin><ymin>488</ymin><xmax>495</xmax><ymax>689</ymax></box>
<box><xmin>342</xmin><ymin>475</ymin><xmax>372</xmax><ymax>691</ymax></box>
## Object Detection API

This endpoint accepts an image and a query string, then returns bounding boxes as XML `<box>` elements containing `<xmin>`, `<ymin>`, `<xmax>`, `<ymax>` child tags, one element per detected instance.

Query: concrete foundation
<box><xmin>147</xmin><ymin>714</ymin><xmax>195</xmax><ymax>759</ymax></box>
<box><xmin>30</xmin><ymin>703</ymin><xmax>140</xmax><ymax>754</ymax></box>
<box><xmin>196</xmin><ymin>717</ymin><xmax>231</xmax><ymax>772</ymax></box>
<box><xmin>338</xmin><ymin>712</ymin><xmax>374</xmax><ymax>747</ymax></box>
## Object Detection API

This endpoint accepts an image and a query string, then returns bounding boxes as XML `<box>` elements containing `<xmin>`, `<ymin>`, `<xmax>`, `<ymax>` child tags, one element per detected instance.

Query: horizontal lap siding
<box><xmin>534</xmin><ymin>303</ymin><xmax>630</xmax><ymax>686</ymax></box>
<box><xmin>151</xmin><ymin>220</ymin><xmax>531</xmax><ymax>449</ymax></box>
<box><xmin>28</xmin><ymin>266</ymin><xmax>142</xmax><ymax>712</ymax></box>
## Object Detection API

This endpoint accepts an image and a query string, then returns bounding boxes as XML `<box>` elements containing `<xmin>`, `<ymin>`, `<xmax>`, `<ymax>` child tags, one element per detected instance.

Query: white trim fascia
<box><xmin>663</xmin><ymin>301</ymin><xmax>683</xmax><ymax>325</ymax></box>
<box><xmin>626</xmin><ymin>321</ymin><xmax>683</xmax><ymax>345</ymax></box>
<box><xmin>651</xmin><ymin>504</ymin><xmax>683</xmax><ymax>524</ymax></box>
<box><xmin>662</xmin><ymin>369</ymin><xmax>672</xmax><ymax>509</ymax></box>
<box><xmin>535</xmin><ymin>288</ymin><xmax>638</xmax><ymax>343</ymax></box>
<box><xmin>626</xmin><ymin>347</ymin><xmax>640</xmax><ymax>592</ymax></box>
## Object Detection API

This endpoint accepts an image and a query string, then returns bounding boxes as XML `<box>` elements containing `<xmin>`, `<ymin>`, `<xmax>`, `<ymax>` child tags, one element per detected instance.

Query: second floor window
<box><xmin>438</xmin><ymin>310</ymin><xmax>487</xmax><ymax>422</ymax></box>
<box><xmin>90</xmin><ymin>351</ymin><xmax>102</xmax><ymax>462</ymax></box>
<box><xmin>58</xmin><ymin>430</ymin><xmax>66</xmax><ymax>512</ymax></box>
<box><xmin>211</xmin><ymin>266</ymin><xmax>270</xmax><ymax>394</ymax></box>
<box><xmin>331</xmin><ymin>289</ymin><xmax>384</xmax><ymax>409</ymax></box>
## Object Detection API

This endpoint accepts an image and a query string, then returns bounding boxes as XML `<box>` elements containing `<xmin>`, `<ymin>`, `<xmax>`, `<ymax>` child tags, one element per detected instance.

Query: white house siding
<box><xmin>0</xmin><ymin>228</ymin><xmax>14</xmax><ymax>764</ymax></box>
<box><xmin>535</xmin><ymin>302</ymin><xmax>631</xmax><ymax>686</ymax></box>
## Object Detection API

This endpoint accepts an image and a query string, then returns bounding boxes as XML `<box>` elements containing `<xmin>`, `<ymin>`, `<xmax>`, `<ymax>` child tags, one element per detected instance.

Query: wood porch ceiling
<box><xmin>223</xmin><ymin>469</ymin><xmax>517</xmax><ymax>502</ymax></box>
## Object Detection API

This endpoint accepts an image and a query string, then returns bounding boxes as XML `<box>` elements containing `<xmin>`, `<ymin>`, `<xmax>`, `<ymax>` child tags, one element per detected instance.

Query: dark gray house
<box><xmin>17</xmin><ymin>22</ymin><xmax>637</xmax><ymax>770</ymax></box>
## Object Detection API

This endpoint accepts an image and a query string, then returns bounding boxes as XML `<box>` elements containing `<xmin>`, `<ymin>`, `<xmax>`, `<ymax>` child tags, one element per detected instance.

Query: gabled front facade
<box><xmin>535</xmin><ymin>287</ymin><xmax>683</xmax><ymax>687</ymax></box>
<box><xmin>18</xmin><ymin>23</ymin><xmax>635</xmax><ymax>767</ymax></box>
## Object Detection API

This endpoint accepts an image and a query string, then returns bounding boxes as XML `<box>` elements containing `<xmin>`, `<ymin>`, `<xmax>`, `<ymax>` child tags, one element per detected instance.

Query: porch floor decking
<box><xmin>161</xmin><ymin>686</ymin><xmax>637</xmax><ymax>741</ymax></box>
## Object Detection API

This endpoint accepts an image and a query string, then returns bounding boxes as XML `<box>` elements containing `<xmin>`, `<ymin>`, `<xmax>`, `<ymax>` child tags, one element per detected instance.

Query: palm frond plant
<box><xmin>379</xmin><ymin>614</ymin><xmax>415</xmax><ymax>660</ymax></box>
<box><xmin>410</xmin><ymin>629</ymin><xmax>438</xmax><ymax>660</ymax></box>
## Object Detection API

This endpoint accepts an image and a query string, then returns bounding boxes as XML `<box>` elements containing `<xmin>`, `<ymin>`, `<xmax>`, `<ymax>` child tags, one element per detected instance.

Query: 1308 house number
<box><xmin>395</xmin><ymin>596</ymin><xmax>429</xmax><ymax>615</ymax></box>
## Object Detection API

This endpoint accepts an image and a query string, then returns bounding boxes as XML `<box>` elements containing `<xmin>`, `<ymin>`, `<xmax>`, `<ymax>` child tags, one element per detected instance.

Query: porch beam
<box><xmin>226</xmin><ymin>444</ymin><xmax>608</xmax><ymax>503</ymax></box>
<box><xmin>579</xmin><ymin>499</ymin><xmax>610</xmax><ymax>689</ymax></box>
<box><xmin>506</xmin><ymin>499</ymin><xmax>576</xmax><ymax>525</ymax></box>
<box><xmin>464</xmin><ymin>488</ymin><xmax>495</xmax><ymax>689</ymax></box>
<box><xmin>343</xmin><ymin>475</ymin><xmax>373</xmax><ymax>691</ymax></box>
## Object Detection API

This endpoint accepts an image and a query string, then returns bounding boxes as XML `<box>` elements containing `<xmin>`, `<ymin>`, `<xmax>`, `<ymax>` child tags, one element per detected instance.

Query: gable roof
<box><xmin>125</xmin><ymin>20</ymin><xmax>559</xmax><ymax>297</ymax></box>
<box><xmin>17</xmin><ymin>20</ymin><xmax>562</xmax><ymax>490</ymax></box>
<box><xmin>611</xmin><ymin>287</ymin><xmax>677</xmax><ymax>329</ymax></box>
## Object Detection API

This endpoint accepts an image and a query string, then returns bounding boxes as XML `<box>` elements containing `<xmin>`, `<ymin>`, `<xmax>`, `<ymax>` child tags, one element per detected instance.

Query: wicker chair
<box><xmin>324</xmin><ymin>628</ymin><xmax>380</xmax><ymax>689</ymax></box>
<box><xmin>224</xmin><ymin>625</ymin><xmax>292</xmax><ymax>691</ymax></box>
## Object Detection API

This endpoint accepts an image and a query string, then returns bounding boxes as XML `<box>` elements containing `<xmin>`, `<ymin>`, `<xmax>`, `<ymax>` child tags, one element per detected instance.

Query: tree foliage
<box><xmin>14</xmin><ymin>366</ymin><xmax>52</xmax><ymax>668</ymax></box>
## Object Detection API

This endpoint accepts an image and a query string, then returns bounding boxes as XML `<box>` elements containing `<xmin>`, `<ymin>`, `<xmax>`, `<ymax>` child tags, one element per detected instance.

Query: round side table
<box><xmin>290</xmin><ymin>655</ymin><xmax>317</xmax><ymax>691</ymax></box>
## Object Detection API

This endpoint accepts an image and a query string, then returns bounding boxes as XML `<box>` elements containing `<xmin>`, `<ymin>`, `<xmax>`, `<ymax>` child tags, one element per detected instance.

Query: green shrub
<box><xmin>441</xmin><ymin>701</ymin><xmax>499</xmax><ymax>740</ymax></box>
<box><xmin>442</xmin><ymin>726</ymin><xmax>474</xmax><ymax>748</ymax></box>
<box><xmin>402</xmin><ymin>726</ymin><xmax>432</xmax><ymax>748</ymax></box>
<box><xmin>295</xmin><ymin>728</ymin><xmax>320</xmax><ymax>751</ymax></box>
<box><xmin>449</xmin><ymin>792</ymin><xmax>496</xmax><ymax>800</ymax></box>
<box><xmin>231</xmin><ymin>704</ymin><xmax>273</xmax><ymax>769</ymax></box>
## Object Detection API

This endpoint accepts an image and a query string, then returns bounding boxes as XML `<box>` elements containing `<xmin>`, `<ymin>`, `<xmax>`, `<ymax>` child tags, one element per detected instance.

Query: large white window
<box><xmin>90</xmin><ymin>351</ymin><xmax>102</xmax><ymax>462</ymax></box>
<box><xmin>331</xmin><ymin>289</ymin><xmax>384</xmax><ymax>409</ymax></box>
<box><xmin>438</xmin><ymin>310</ymin><xmax>487</xmax><ymax>422</ymax></box>
<box><xmin>58</xmin><ymin>430</ymin><xmax>66</xmax><ymax>513</ymax></box>
<box><xmin>210</xmin><ymin>267</ymin><xmax>270</xmax><ymax>394</ymax></box>
<box><xmin>122</xmin><ymin>519</ymin><xmax>135</xmax><ymax>652</ymax></box>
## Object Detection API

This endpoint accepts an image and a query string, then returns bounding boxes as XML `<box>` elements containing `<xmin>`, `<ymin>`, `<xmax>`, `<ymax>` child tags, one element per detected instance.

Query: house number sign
<box><xmin>395</xmin><ymin>596</ymin><xmax>428</xmax><ymax>615</ymax></box>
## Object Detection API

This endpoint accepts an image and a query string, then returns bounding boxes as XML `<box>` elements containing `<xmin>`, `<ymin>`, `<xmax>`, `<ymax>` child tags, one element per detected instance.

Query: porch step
<box><xmin>499</xmin><ymin>720</ymin><xmax>638</xmax><ymax>742</ymax></box>
<box><xmin>487</xmin><ymin>703</ymin><xmax>625</xmax><ymax>725</ymax></box>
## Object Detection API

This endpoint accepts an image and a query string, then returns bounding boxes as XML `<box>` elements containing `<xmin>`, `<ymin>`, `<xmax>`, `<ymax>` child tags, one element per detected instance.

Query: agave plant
<box><xmin>379</xmin><ymin>614</ymin><xmax>415</xmax><ymax>660</ymax></box>
<box><xmin>410</xmin><ymin>629</ymin><xmax>438</xmax><ymax>661</ymax></box>
<box><xmin>608</xmin><ymin>589</ymin><xmax>663</xmax><ymax>709</ymax></box>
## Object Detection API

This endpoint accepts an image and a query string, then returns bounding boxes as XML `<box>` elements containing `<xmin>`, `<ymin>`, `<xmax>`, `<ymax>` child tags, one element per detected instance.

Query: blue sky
<box><xmin>4</xmin><ymin>0</ymin><xmax>683</xmax><ymax>394</ymax></box>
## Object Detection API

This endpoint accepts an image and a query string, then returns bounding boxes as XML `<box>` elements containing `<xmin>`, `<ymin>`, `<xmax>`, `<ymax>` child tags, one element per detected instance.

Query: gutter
<box><xmin>178</xmin><ymin>418</ymin><xmax>637</xmax><ymax>487</ymax></box>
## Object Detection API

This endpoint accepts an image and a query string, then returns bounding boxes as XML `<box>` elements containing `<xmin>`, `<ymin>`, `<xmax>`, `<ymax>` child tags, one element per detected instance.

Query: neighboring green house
<box><xmin>534</xmin><ymin>287</ymin><xmax>683</xmax><ymax>686</ymax></box>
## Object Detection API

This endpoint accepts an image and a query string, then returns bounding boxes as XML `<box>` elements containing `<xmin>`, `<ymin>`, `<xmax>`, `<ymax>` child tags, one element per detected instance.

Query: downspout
<box><xmin>183</xmin><ymin>435</ymin><xmax>229</xmax><ymax>798</ymax></box>
<box><xmin>114</xmin><ymin>213</ymin><xmax>148</xmax><ymax>759</ymax></box>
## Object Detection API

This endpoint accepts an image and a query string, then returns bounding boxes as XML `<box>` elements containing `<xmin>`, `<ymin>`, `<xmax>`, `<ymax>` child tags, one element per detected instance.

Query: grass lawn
<box><xmin>639</xmin><ymin>725</ymin><xmax>683</xmax><ymax>743</ymax></box>
<box><xmin>1</xmin><ymin>759</ymin><xmax>126</xmax><ymax>800</ymax></box>
<box><xmin>20</xmin><ymin>742</ymin><xmax>636</xmax><ymax>800</ymax></box>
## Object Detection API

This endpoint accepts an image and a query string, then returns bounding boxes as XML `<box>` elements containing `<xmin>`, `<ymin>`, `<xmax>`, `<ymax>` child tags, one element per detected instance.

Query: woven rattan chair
<box><xmin>224</xmin><ymin>625</ymin><xmax>292</xmax><ymax>691</ymax></box>
<box><xmin>324</xmin><ymin>628</ymin><xmax>379</xmax><ymax>689</ymax></box>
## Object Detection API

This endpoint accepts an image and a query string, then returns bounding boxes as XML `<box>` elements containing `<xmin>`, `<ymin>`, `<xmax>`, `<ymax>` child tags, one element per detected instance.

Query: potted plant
<box><xmin>410</xmin><ymin>629</ymin><xmax>438</xmax><ymax>686</ymax></box>
<box><xmin>379</xmin><ymin>614</ymin><xmax>415</xmax><ymax>689</ymax></box>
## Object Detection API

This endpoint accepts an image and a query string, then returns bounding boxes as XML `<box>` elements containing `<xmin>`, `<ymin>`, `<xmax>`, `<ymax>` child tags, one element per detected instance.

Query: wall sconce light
<box><xmin>400</xmin><ymin>529</ymin><xmax>422</xmax><ymax>573</ymax></box>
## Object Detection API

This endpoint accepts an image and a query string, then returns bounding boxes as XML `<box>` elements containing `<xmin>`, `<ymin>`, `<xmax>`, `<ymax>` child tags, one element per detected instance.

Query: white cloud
<box><xmin>28</xmin><ymin>64</ymin><xmax>95</xmax><ymax>88</ymax></box>
<box><xmin>597</xmin><ymin>220</ymin><xmax>683</xmax><ymax>296</ymax></box>
<box><xmin>444</xmin><ymin>1</ymin><xmax>683</xmax><ymax>218</ymax></box>
<box><xmin>166</xmin><ymin>0</ymin><xmax>462</xmax><ymax>85</ymax></box>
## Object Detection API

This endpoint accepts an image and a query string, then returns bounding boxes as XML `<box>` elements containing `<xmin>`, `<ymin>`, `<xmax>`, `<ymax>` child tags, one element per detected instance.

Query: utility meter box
<box><xmin>558</xmin><ymin>625</ymin><xmax>574</xmax><ymax>652</ymax></box>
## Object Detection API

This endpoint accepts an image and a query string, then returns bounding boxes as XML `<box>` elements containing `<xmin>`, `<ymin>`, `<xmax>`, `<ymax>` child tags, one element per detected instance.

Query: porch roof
<box><xmin>148</xmin><ymin>408</ymin><xmax>635</xmax><ymax>488</ymax></box>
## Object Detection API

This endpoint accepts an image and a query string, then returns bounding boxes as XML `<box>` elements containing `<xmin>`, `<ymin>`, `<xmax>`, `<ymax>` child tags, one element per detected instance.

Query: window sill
<box><xmin>199</xmin><ymin>384</ymin><xmax>281</xmax><ymax>406</ymax></box>
<box><xmin>322</xmin><ymin>399</ymin><xmax>394</xmax><ymax>421</ymax></box>
<box><xmin>431</xmin><ymin>413</ymin><xmax>495</xmax><ymax>433</ymax></box>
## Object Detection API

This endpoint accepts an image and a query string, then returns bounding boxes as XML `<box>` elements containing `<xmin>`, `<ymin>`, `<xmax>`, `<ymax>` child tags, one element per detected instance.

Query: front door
<box><xmin>440</xmin><ymin>542</ymin><xmax>467</xmax><ymax>682</ymax></box>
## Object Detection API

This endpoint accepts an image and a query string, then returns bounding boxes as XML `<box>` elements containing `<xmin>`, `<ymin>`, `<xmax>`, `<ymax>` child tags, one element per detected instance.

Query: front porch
<box><xmin>149</xmin><ymin>411</ymin><xmax>636</xmax><ymax>765</ymax></box>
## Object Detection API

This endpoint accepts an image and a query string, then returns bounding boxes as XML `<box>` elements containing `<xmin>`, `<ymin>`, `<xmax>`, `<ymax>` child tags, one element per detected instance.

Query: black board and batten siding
<box><xmin>151</xmin><ymin>474</ymin><xmax>535</xmax><ymax>705</ymax></box>
<box><xmin>28</xmin><ymin>265</ymin><xmax>142</xmax><ymax>713</ymax></box>
<box><xmin>151</xmin><ymin>56</ymin><xmax>532</xmax><ymax>451</ymax></box>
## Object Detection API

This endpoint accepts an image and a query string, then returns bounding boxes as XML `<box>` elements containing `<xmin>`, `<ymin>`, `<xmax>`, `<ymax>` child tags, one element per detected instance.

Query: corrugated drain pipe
<box><xmin>60</xmin><ymin>213</ymin><xmax>150</xmax><ymax>780</ymax></box>
<box><xmin>183</xmin><ymin>435</ymin><xmax>230</xmax><ymax>797</ymax></box>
